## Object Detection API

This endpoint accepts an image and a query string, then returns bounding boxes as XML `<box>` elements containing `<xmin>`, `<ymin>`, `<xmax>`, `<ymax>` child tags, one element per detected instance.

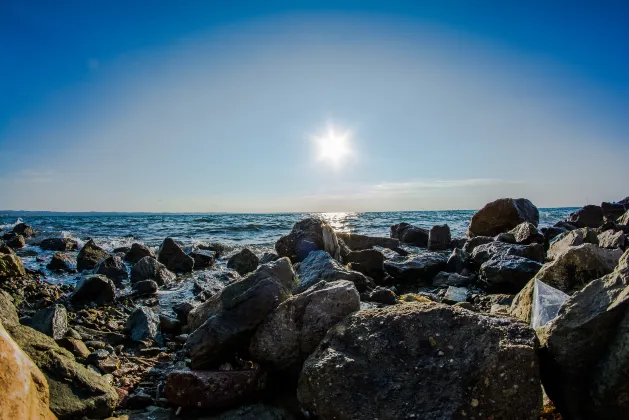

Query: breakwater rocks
<box><xmin>1</xmin><ymin>197</ymin><xmax>629</xmax><ymax>419</ymax></box>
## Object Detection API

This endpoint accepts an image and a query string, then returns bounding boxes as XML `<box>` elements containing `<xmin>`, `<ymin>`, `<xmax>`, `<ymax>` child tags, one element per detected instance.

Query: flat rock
<box><xmin>442</xmin><ymin>286</ymin><xmax>469</xmax><ymax>304</ymax></box>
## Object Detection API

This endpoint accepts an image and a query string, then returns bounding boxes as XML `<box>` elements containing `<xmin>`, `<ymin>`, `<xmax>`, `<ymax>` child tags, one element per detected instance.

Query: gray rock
<box><xmin>94</xmin><ymin>255</ymin><xmax>128</xmax><ymax>283</ymax></box>
<box><xmin>446</xmin><ymin>248</ymin><xmax>469</xmax><ymax>273</ymax></box>
<box><xmin>494</xmin><ymin>232</ymin><xmax>516</xmax><ymax>243</ymax></box>
<box><xmin>158</xmin><ymin>237</ymin><xmax>194</xmax><ymax>273</ymax></box>
<box><xmin>364</xmin><ymin>286</ymin><xmax>397</xmax><ymax>304</ymax></box>
<box><xmin>259</xmin><ymin>252</ymin><xmax>280</xmax><ymax>264</ymax></box>
<box><xmin>12</xmin><ymin>222</ymin><xmax>35</xmax><ymax>237</ymax></box>
<box><xmin>130</xmin><ymin>256</ymin><xmax>176</xmax><ymax>286</ymax></box>
<box><xmin>567</xmin><ymin>204</ymin><xmax>604</xmax><ymax>228</ymax></box>
<box><xmin>336</xmin><ymin>232</ymin><xmax>400</xmax><ymax>251</ymax></box>
<box><xmin>344</xmin><ymin>249</ymin><xmax>386</xmax><ymax>283</ymax></box>
<box><xmin>275</xmin><ymin>218</ymin><xmax>341</xmax><ymax>262</ymax></box>
<box><xmin>4</xmin><ymin>233</ymin><xmax>25</xmax><ymax>249</ymax></box>
<box><xmin>479</xmin><ymin>255</ymin><xmax>543</xmax><ymax>293</ymax></box>
<box><xmin>295</xmin><ymin>250</ymin><xmax>373</xmax><ymax>293</ymax></box>
<box><xmin>384</xmin><ymin>252</ymin><xmax>448</xmax><ymax>283</ymax></box>
<box><xmin>77</xmin><ymin>239</ymin><xmax>109</xmax><ymax>271</ymax></box>
<box><xmin>190</xmin><ymin>249</ymin><xmax>217</xmax><ymax>269</ymax></box>
<box><xmin>548</xmin><ymin>228</ymin><xmax>599</xmax><ymax>260</ymax></box>
<box><xmin>174</xmin><ymin>300</ymin><xmax>198</xmax><ymax>324</ymax></box>
<box><xmin>40</xmin><ymin>237</ymin><xmax>78</xmax><ymax>251</ymax></box>
<box><xmin>467</xmin><ymin>198</ymin><xmax>539</xmax><ymax>238</ymax></box>
<box><xmin>30</xmin><ymin>304</ymin><xmax>68</xmax><ymax>340</ymax></box>
<box><xmin>70</xmin><ymin>275</ymin><xmax>115</xmax><ymax>307</ymax></box>
<box><xmin>428</xmin><ymin>224</ymin><xmax>451</xmax><ymax>251</ymax></box>
<box><xmin>602</xmin><ymin>201</ymin><xmax>627</xmax><ymax>221</ymax></box>
<box><xmin>442</xmin><ymin>286</ymin><xmax>469</xmax><ymax>304</ymax></box>
<box><xmin>124</xmin><ymin>243</ymin><xmax>156</xmax><ymax>264</ymax></box>
<box><xmin>598</xmin><ymin>229</ymin><xmax>626</xmax><ymax>249</ymax></box>
<box><xmin>131</xmin><ymin>279</ymin><xmax>158</xmax><ymax>296</ymax></box>
<box><xmin>471</xmin><ymin>241</ymin><xmax>545</xmax><ymax>266</ymax></box>
<box><xmin>433</xmin><ymin>271</ymin><xmax>474</xmax><ymax>288</ymax></box>
<box><xmin>462</xmin><ymin>236</ymin><xmax>494</xmax><ymax>253</ymax></box>
<box><xmin>509</xmin><ymin>222</ymin><xmax>545</xmax><ymax>245</ymax></box>
<box><xmin>47</xmin><ymin>252</ymin><xmax>75</xmax><ymax>272</ymax></box>
<box><xmin>126</xmin><ymin>306</ymin><xmax>162</xmax><ymax>344</ymax></box>
<box><xmin>390</xmin><ymin>222</ymin><xmax>429</xmax><ymax>247</ymax></box>
<box><xmin>227</xmin><ymin>248</ymin><xmax>259</xmax><ymax>276</ymax></box>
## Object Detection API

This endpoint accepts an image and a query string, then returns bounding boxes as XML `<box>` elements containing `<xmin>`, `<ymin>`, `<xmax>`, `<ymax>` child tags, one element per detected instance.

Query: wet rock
<box><xmin>174</xmin><ymin>301</ymin><xmax>198</xmax><ymax>324</ymax></box>
<box><xmin>471</xmin><ymin>241</ymin><xmax>545</xmax><ymax>266</ymax></box>
<box><xmin>126</xmin><ymin>306</ymin><xmax>162</xmax><ymax>344</ymax></box>
<box><xmin>344</xmin><ymin>249</ymin><xmax>386</xmax><ymax>283</ymax></box>
<box><xmin>13</xmin><ymin>222</ymin><xmax>35</xmax><ymax>237</ymax></box>
<box><xmin>567</xmin><ymin>204</ymin><xmax>604</xmax><ymax>228</ymax></box>
<box><xmin>446</xmin><ymin>247</ymin><xmax>469</xmax><ymax>273</ymax></box>
<box><xmin>336</xmin><ymin>232</ymin><xmax>400</xmax><ymax>251</ymax></box>
<box><xmin>70</xmin><ymin>275</ymin><xmax>116</xmax><ymax>307</ymax></box>
<box><xmin>131</xmin><ymin>279</ymin><xmax>158</xmax><ymax>296</ymax></box>
<box><xmin>47</xmin><ymin>252</ymin><xmax>75</xmax><ymax>272</ymax></box>
<box><xmin>40</xmin><ymin>237</ymin><xmax>78</xmax><ymax>251</ymax></box>
<box><xmin>4</xmin><ymin>233</ymin><xmax>26</xmax><ymax>249</ymax></box>
<box><xmin>0</xmin><ymin>322</ymin><xmax>57</xmax><ymax>420</ymax></box>
<box><xmin>190</xmin><ymin>249</ymin><xmax>216</xmax><ymax>269</ymax></box>
<box><xmin>259</xmin><ymin>252</ymin><xmax>280</xmax><ymax>264</ymax></box>
<box><xmin>554</xmin><ymin>220</ymin><xmax>578</xmax><ymax>230</ymax></box>
<box><xmin>598</xmin><ymin>229</ymin><xmax>626</xmax><ymax>249</ymax></box>
<box><xmin>95</xmin><ymin>255</ymin><xmax>128</xmax><ymax>283</ymax></box>
<box><xmin>227</xmin><ymin>248</ymin><xmax>259</xmax><ymax>276</ymax></box>
<box><xmin>30</xmin><ymin>304</ymin><xmax>68</xmax><ymax>340</ymax></box>
<box><xmin>443</xmin><ymin>286</ymin><xmax>469</xmax><ymax>304</ymax></box>
<box><xmin>509</xmin><ymin>222</ymin><xmax>545</xmax><ymax>245</ymax></box>
<box><xmin>159</xmin><ymin>314</ymin><xmax>181</xmax><ymax>335</ymax></box>
<box><xmin>250</xmin><ymin>280</ymin><xmax>360</xmax><ymax>372</ymax></box>
<box><xmin>77</xmin><ymin>239</ymin><xmax>109</xmax><ymax>271</ymax></box>
<box><xmin>548</xmin><ymin>228</ymin><xmax>599</xmax><ymax>260</ymax></box>
<box><xmin>390</xmin><ymin>222</ymin><xmax>429</xmax><ymax>247</ymax></box>
<box><xmin>0</xmin><ymin>253</ymin><xmax>27</xmax><ymax>279</ymax></box>
<box><xmin>384</xmin><ymin>252</ymin><xmax>448</xmax><ymax>283</ymax></box>
<box><xmin>427</xmin><ymin>224</ymin><xmax>451</xmax><ymax>251</ymax></box>
<box><xmin>433</xmin><ymin>271</ymin><xmax>474</xmax><ymax>288</ymax></box>
<box><xmin>186</xmin><ymin>258</ymin><xmax>295</xmax><ymax>368</ymax></box>
<box><xmin>480</xmin><ymin>255</ymin><xmax>543</xmax><ymax>293</ymax></box>
<box><xmin>158</xmin><ymin>237</ymin><xmax>194</xmax><ymax>273</ymax></box>
<box><xmin>123</xmin><ymin>243</ymin><xmax>155</xmax><ymax>264</ymax></box>
<box><xmin>276</xmin><ymin>218</ymin><xmax>341</xmax><ymax>262</ymax></box>
<box><xmin>295</xmin><ymin>250</ymin><xmax>373</xmax><ymax>293</ymax></box>
<box><xmin>164</xmin><ymin>369</ymin><xmax>266</xmax><ymax>409</ymax></box>
<box><xmin>130</xmin><ymin>256</ymin><xmax>176</xmax><ymax>286</ymax></box>
<box><xmin>297</xmin><ymin>302</ymin><xmax>542</xmax><ymax>420</ymax></box>
<box><xmin>467</xmin><ymin>198</ymin><xmax>539</xmax><ymax>238</ymax></box>
<box><xmin>462</xmin><ymin>235</ymin><xmax>493</xmax><ymax>254</ymax></box>
<box><xmin>364</xmin><ymin>286</ymin><xmax>397</xmax><ymax>304</ymax></box>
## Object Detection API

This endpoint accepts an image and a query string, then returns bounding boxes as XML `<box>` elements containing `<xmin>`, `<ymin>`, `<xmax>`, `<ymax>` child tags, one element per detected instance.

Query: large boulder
<box><xmin>602</xmin><ymin>201</ymin><xmax>627</xmax><ymax>221</ymax></box>
<box><xmin>94</xmin><ymin>255</ymin><xmax>128</xmax><ymax>283</ymax></box>
<box><xmin>467</xmin><ymin>198</ymin><xmax>539</xmax><ymax>238</ymax></box>
<box><xmin>390</xmin><ymin>223</ymin><xmax>429</xmax><ymax>247</ymax></box>
<box><xmin>295</xmin><ymin>250</ymin><xmax>373</xmax><ymax>293</ymax></box>
<box><xmin>470</xmin><ymin>241</ymin><xmax>545</xmax><ymax>266</ymax></box>
<box><xmin>298</xmin><ymin>302</ymin><xmax>542</xmax><ymax>420</ymax></box>
<box><xmin>70</xmin><ymin>275</ymin><xmax>115</xmax><ymax>307</ymax></box>
<box><xmin>126</xmin><ymin>307</ymin><xmax>162</xmax><ymax>344</ymax></box>
<box><xmin>508</xmin><ymin>222</ymin><xmax>545</xmax><ymax>245</ymax></box>
<box><xmin>158</xmin><ymin>237</ymin><xmax>194</xmax><ymax>273</ymax></box>
<box><xmin>227</xmin><ymin>248</ymin><xmax>259</xmax><ymax>275</ymax></box>
<box><xmin>384</xmin><ymin>253</ymin><xmax>448</xmax><ymax>283</ymax></box>
<box><xmin>427</xmin><ymin>224</ymin><xmax>451</xmax><ymax>251</ymax></box>
<box><xmin>598</xmin><ymin>229</ymin><xmax>626</xmax><ymax>249</ymax></box>
<box><xmin>0</xmin><ymin>253</ymin><xmax>26</xmax><ymax>279</ymax></box>
<box><xmin>344</xmin><ymin>249</ymin><xmax>387</xmax><ymax>283</ymax></box>
<box><xmin>0</xmin><ymin>321</ymin><xmax>57</xmax><ymax>420</ymax></box>
<box><xmin>335</xmin><ymin>232</ymin><xmax>400</xmax><ymax>251</ymax></box>
<box><xmin>479</xmin><ymin>255</ymin><xmax>543</xmax><ymax>293</ymax></box>
<box><xmin>31</xmin><ymin>304</ymin><xmax>68</xmax><ymax>340</ymax></box>
<box><xmin>130</xmin><ymin>256</ymin><xmax>175</xmax><ymax>286</ymax></box>
<box><xmin>250</xmin><ymin>280</ymin><xmax>360</xmax><ymax>373</ymax></box>
<box><xmin>77</xmin><ymin>239</ymin><xmax>108</xmax><ymax>271</ymax></box>
<box><xmin>40</xmin><ymin>237</ymin><xmax>78</xmax><ymax>251</ymax></box>
<box><xmin>276</xmin><ymin>218</ymin><xmax>341</xmax><ymax>262</ymax></box>
<box><xmin>567</xmin><ymin>204</ymin><xmax>604</xmax><ymax>228</ymax></box>
<box><xmin>185</xmin><ymin>258</ymin><xmax>295</xmax><ymax>368</ymax></box>
<box><xmin>123</xmin><ymin>243</ymin><xmax>155</xmax><ymax>264</ymax></box>
<box><xmin>47</xmin><ymin>252</ymin><xmax>75</xmax><ymax>272</ymax></box>
<box><xmin>13</xmin><ymin>222</ymin><xmax>35</xmax><ymax>237</ymax></box>
<box><xmin>446</xmin><ymin>248</ymin><xmax>469</xmax><ymax>274</ymax></box>
<box><xmin>547</xmin><ymin>228</ymin><xmax>599</xmax><ymax>260</ymax></box>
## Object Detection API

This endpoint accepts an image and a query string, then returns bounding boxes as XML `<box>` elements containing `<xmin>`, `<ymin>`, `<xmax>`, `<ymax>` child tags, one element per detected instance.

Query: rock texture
<box><xmin>0</xmin><ymin>253</ymin><xmax>26</xmax><ymax>279</ymax></box>
<box><xmin>39</xmin><ymin>237</ymin><xmax>78</xmax><ymax>251</ymax></box>
<box><xmin>509</xmin><ymin>222</ymin><xmax>545</xmax><ymax>245</ymax></box>
<box><xmin>335</xmin><ymin>232</ymin><xmax>400</xmax><ymax>251</ymax></box>
<box><xmin>390</xmin><ymin>223</ymin><xmax>429</xmax><ymax>247</ymax></box>
<box><xmin>94</xmin><ymin>255</ymin><xmax>128</xmax><ymax>283</ymax></box>
<box><xmin>30</xmin><ymin>304</ymin><xmax>68</xmax><ymax>340</ymax></box>
<box><xmin>77</xmin><ymin>239</ymin><xmax>108</xmax><ymax>271</ymax></box>
<box><xmin>467</xmin><ymin>198</ymin><xmax>539</xmax><ymax>238</ymax></box>
<box><xmin>276</xmin><ymin>218</ymin><xmax>341</xmax><ymax>262</ymax></box>
<box><xmin>158</xmin><ymin>237</ymin><xmax>194</xmax><ymax>273</ymax></box>
<box><xmin>479</xmin><ymin>255</ymin><xmax>542</xmax><ymax>293</ymax></box>
<box><xmin>428</xmin><ymin>224</ymin><xmax>451</xmax><ymax>251</ymax></box>
<box><xmin>70</xmin><ymin>275</ymin><xmax>116</xmax><ymax>307</ymax></box>
<box><xmin>47</xmin><ymin>253</ymin><xmax>75</xmax><ymax>272</ymax></box>
<box><xmin>384</xmin><ymin>253</ymin><xmax>448</xmax><ymax>283</ymax></box>
<box><xmin>295</xmin><ymin>250</ymin><xmax>373</xmax><ymax>293</ymax></box>
<box><xmin>130</xmin><ymin>256</ymin><xmax>175</xmax><ymax>286</ymax></box>
<box><xmin>547</xmin><ymin>228</ymin><xmax>599</xmax><ymax>260</ymax></box>
<box><xmin>126</xmin><ymin>306</ymin><xmax>161</xmax><ymax>344</ymax></box>
<box><xmin>227</xmin><ymin>248</ymin><xmax>259</xmax><ymax>276</ymax></box>
<box><xmin>567</xmin><ymin>204</ymin><xmax>604</xmax><ymax>228</ymax></box>
<box><xmin>123</xmin><ymin>243</ymin><xmax>155</xmax><ymax>264</ymax></box>
<box><xmin>471</xmin><ymin>241</ymin><xmax>545</xmax><ymax>266</ymax></box>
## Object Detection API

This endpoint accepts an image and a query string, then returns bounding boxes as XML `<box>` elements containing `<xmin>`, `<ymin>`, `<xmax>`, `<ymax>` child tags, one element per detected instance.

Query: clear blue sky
<box><xmin>1</xmin><ymin>1</ymin><xmax>628</xmax><ymax>211</ymax></box>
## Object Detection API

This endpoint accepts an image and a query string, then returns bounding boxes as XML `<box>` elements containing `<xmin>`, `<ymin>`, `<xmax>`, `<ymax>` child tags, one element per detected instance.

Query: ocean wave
<box><xmin>0</xmin><ymin>217</ymin><xmax>23</xmax><ymax>230</ymax></box>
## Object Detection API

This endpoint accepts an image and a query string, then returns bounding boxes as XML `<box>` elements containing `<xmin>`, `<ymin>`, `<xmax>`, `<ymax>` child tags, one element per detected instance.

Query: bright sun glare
<box><xmin>314</xmin><ymin>127</ymin><xmax>351</xmax><ymax>165</ymax></box>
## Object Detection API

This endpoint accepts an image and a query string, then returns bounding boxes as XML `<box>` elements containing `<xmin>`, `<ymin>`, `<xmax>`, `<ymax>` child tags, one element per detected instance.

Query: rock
<box><xmin>159</xmin><ymin>314</ymin><xmax>181</xmax><ymax>335</ymax></box>
<box><xmin>30</xmin><ymin>304</ymin><xmax>68</xmax><ymax>340</ymax></box>
<box><xmin>427</xmin><ymin>224</ymin><xmax>451</xmax><ymax>251</ymax></box>
<box><xmin>186</xmin><ymin>258</ymin><xmax>295</xmax><ymax>368</ymax></box>
<box><xmin>123</xmin><ymin>243</ymin><xmax>155</xmax><ymax>264</ymax></box>
<box><xmin>494</xmin><ymin>232</ymin><xmax>516</xmax><ymax>243</ymax></box>
<box><xmin>446</xmin><ymin>248</ymin><xmax>469</xmax><ymax>273</ymax></box>
<box><xmin>190</xmin><ymin>249</ymin><xmax>216</xmax><ymax>269</ymax></box>
<box><xmin>433</xmin><ymin>271</ymin><xmax>474</xmax><ymax>288</ymax></box>
<box><xmin>364</xmin><ymin>286</ymin><xmax>397</xmax><ymax>304</ymax></box>
<box><xmin>0</xmin><ymin>321</ymin><xmax>57</xmax><ymax>420</ymax></box>
<box><xmin>5</xmin><ymin>322</ymin><xmax>117</xmax><ymax>419</ymax></box>
<box><xmin>40</xmin><ymin>237</ymin><xmax>78</xmax><ymax>251</ymax></box>
<box><xmin>344</xmin><ymin>249</ymin><xmax>386</xmax><ymax>283</ymax></box>
<box><xmin>250</xmin><ymin>280</ymin><xmax>359</xmax><ymax>372</ymax></box>
<box><xmin>259</xmin><ymin>252</ymin><xmax>280</xmax><ymax>264</ymax></box>
<box><xmin>297</xmin><ymin>302</ymin><xmax>542</xmax><ymax>420</ymax></box>
<box><xmin>509</xmin><ymin>222</ymin><xmax>545</xmax><ymax>245</ymax></box>
<box><xmin>602</xmin><ymin>201</ymin><xmax>627</xmax><ymax>221</ymax></box>
<box><xmin>442</xmin><ymin>286</ymin><xmax>469</xmax><ymax>304</ymax></box>
<box><xmin>227</xmin><ymin>248</ymin><xmax>259</xmax><ymax>276</ymax></box>
<box><xmin>4</xmin><ymin>233</ymin><xmax>26</xmax><ymax>249</ymax></box>
<box><xmin>95</xmin><ymin>255</ymin><xmax>128</xmax><ymax>283</ymax></box>
<box><xmin>542</xmin><ymin>226</ymin><xmax>569</xmax><ymax>249</ymax></box>
<box><xmin>58</xmin><ymin>337</ymin><xmax>91</xmax><ymax>358</ymax></box>
<box><xmin>13</xmin><ymin>222</ymin><xmax>35</xmax><ymax>237</ymax></box>
<box><xmin>567</xmin><ymin>204</ymin><xmax>604</xmax><ymax>228</ymax></box>
<box><xmin>294</xmin><ymin>250</ymin><xmax>373</xmax><ymax>293</ymax></box>
<box><xmin>70</xmin><ymin>275</ymin><xmax>116</xmax><ymax>307</ymax></box>
<box><xmin>618</xmin><ymin>210</ymin><xmax>629</xmax><ymax>226</ymax></box>
<box><xmin>463</xmin><ymin>236</ymin><xmax>495</xmax><ymax>254</ymax></box>
<box><xmin>336</xmin><ymin>232</ymin><xmax>400</xmax><ymax>251</ymax></box>
<box><xmin>131</xmin><ymin>280</ymin><xmax>158</xmax><ymax>296</ymax></box>
<box><xmin>471</xmin><ymin>241</ymin><xmax>545</xmax><ymax>266</ymax></box>
<box><xmin>130</xmin><ymin>256</ymin><xmax>176</xmax><ymax>286</ymax></box>
<box><xmin>479</xmin><ymin>255</ymin><xmax>543</xmax><ymax>293</ymax></box>
<box><xmin>173</xmin><ymin>301</ymin><xmax>198</xmax><ymax>324</ymax></box>
<box><xmin>598</xmin><ymin>229</ymin><xmax>626</xmax><ymax>249</ymax></box>
<box><xmin>126</xmin><ymin>307</ymin><xmax>161</xmax><ymax>344</ymax></box>
<box><xmin>548</xmin><ymin>228</ymin><xmax>599</xmax><ymax>260</ymax></box>
<box><xmin>0</xmin><ymin>291</ymin><xmax>19</xmax><ymax>326</ymax></box>
<box><xmin>467</xmin><ymin>198</ymin><xmax>539</xmax><ymax>238</ymax></box>
<box><xmin>77</xmin><ymin>239</ymin><xmax>109</xmax><ymax>271</ymax></box>
<box><xmin>164</xmin><ymin>369</ymin><xmax>266</xmax><ymax>409</ymax></box>
<box><xmin>158</xmin><ymin>237</ymin><xmax>194</xmax><ymax>273</ymax></box>
<box><xmin>47</xmin><ymin>252</ymin><xmax>75</xmax><ymax>272</ymax></box>
<box><xmin>390</xmin><ymin>223</ymin><xmax>429</xmax><ymax>247</ymax></box>
<box><xmin>196</xmin><ymin>403</ymin><xmax>294</xmax><ymax>420</ymax></box>
<box><xmin>126</xmin><ymin>391</ymin><xmax>153</xmax><ymax>409</ymax></box>
<box><xmin>0</xmin><ymin>253</ymin><xmax>27</xmax><ymax>279</ymax></box>
<box><xmin>275</xmin><ymin>218</ymin><xmax>341</xmax><ymax>262</ymax></box>
<box><xmin>384</xmin><ymin>252</ymin><xmax>448</xmax><ymax>283</ymax></box>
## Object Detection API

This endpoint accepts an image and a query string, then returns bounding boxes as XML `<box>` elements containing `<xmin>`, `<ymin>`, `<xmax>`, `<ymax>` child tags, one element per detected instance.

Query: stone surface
<box><xmin>618</xmin><ymin>210</ymin><xmax>629</xmax><ymax>226</ymax></box>
<box><xmin>548</xmin><ymin>228</ymin><xmax>599</xmax><ymax>260</ymax></box>
<box><xmin>344</xmin><ymin>249</ymin><xmax>386</xmax><ymax>283</ymax></box>
<box><xmin>47</xmin><ymin>252</ymin><xmax>75</xmax><ymax>272</ymax></box>
<box><xmin>126</xmin><ymin>307</ymin><xmax>161</xmax><ymax>344</ymax></box>
<box><xmin>275</xmin><ymin>218</ymin><xmax>341</xmax><ymax>262</ymax></box>
<box><xmin>13</xmin><ymin>222</ymin><xmax>35</xmax><ymax>237</ymax></box>
<box><xmin>131</xmin><ymin>279</ymin><xmax>158</xmax><ymax>296</ymax></box>
<box><xmin>130</xmin><ymin>256</ymin><xmax>176</xmax><ymax>286</ymax></box>
<box><xmin>462</xmin><ymin>236</ymin><xmax>494</xmax><ymax>253</ymax></box>
<box><xmin>598</xmin><ymin>229</ymin><xmax>626</xmax><ymax>249</ymax></box>
<box><xmin>602</xmin><ymin>201</ymin><xmax>627</xmax><ymax>221</ymax></box>
<box><xmin>295</xmin><ymin>250</ymin><xmax>373</xmax><ymax>293</ymax></box>
<box><xmin>158</xmin><ymin>237</ymin><xmax>194</xmax><ymax>273</ymax></box>
<box><xmin>0</xmin><ymin>291</ymin><xmax>19</xmax><ymax>326</ymax></box>
<box><xmin>95</xmin><ymin>255</ymin><xmax>128</xmax><ymax>283</ymax></box>
<box><xmin>77</xmin><ymin>239</ymin><xmax>109</xmax><ymax>271</ymax></box>
<box><xmin>384</xmin><ymin>252</ymin><xmax>448</xmax><ymax>283</ymax></box>
<box><xmin>298</xmin><ymin>302</ymin><xmax>542</xmax><ymax>420</ymax></box>
<box><xmin>4</xmin><ymin>233</ymin><xmax>26</xmax><ymax>249</ymax></box>
<box><xmin>336</xmin><ymin>232</ymin><xmax>400</xmax><ymax>251</ymax></box>
<box><xmin>30</xmin><ymin>304</ymin><xmax>68</xmax><ymax>340</ymax></box>
<box><xmin>471</xmin><ymin>241</ymin><xmax>545</xmax><ymax>266</ymax></box>
<box><xmin>446</xmin><ymin>248</ymin><xmax>469</xmax><ymax>273</ymax></box>
<box><xmin>40</xmin><ymin>237</ymin><xmax>78</xmax><ymax>251</ymax></box>
<box><xmin>70</xmin><ymin>275</ymin><xmax>116</xmax><ymax>307</ymax></box>
<box><xmin>433</xmin><ymin>271</ymin><xmax>474</xmax><ymax>288</ymax></box>
<box><xmin>442</xmin><ymin>286</ymin><xmax>469</xmax><ymax>304</ymax></box>
<box><xmin>509</xmin><ymin>222</ymin><xmax>545</xmax><ymax>245</ymax></box>
<box><xmin>190</xmin><ymin>249</ymin><xmax>216</xmax><ymax>269</ymax></box>
<box><xmin>479</xmin><ymin>255</ymin><xmax>543</xmax><ymax>293</ymax></box>
<box><xmin>364</xmin><ymin>286</ymin><xmax>397</xmax><ymax>304</ymax></box>
<box><xmin>390</xmin><ymin>223</ymin><xmax>429</xmax><ymax>247</ymax></box>
<box><xmin>123</xmin><ymin>243</ymin><xmax>155</xmax><ymax>264</ymax></box>
<box><xmin>227</xmin><ymin>248</ymin><xmax>259</xmax><ymax>275</ymax></box>
<box><xmin>428</xmin><ymin>224</ymin><xmax>451</xmax><ymax>251</ymax></box>
<box><xmin>467</xmin><ymin>198</ymin><xmax>539</xmax><ymax>238</ymax></box>
<box><xmin>567</xmin><ymin>204</ymin><xmax>604</xmax><ymax>228</ymax></box>
<box><xmin>250</xmin><ymin>280</ymin><xmax>359</xmax><ymax>373</ymax></box>
<box><xmin>0</xmin><ymin>253</ymin><xmax>27</xmax><ymax>279</ymax></box>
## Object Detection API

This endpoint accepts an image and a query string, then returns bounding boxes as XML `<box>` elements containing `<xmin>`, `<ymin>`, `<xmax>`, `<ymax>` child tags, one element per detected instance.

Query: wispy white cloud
<box><xmin>372</xmin><ymin>178</ymin><xmax>524</xmax><ymax>193</ymax></box>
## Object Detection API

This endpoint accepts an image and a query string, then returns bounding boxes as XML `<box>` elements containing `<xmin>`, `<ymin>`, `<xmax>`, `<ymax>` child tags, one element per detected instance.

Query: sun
<box><xmin>314</xmin><ymin>127</ymin><xmax>351</xmax><ymax>164</ymax></box>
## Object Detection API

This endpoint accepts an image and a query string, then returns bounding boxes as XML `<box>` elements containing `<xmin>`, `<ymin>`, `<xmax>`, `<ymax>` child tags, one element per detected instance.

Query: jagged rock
<box><xmin>275</xmin><ymin>218</ymin><xmax>341</xmax><ymax>262</ymax></box>
<box><xmin>126</xmin><ymin>307</ymin><xmax>162</xmax><ymax>344</ymax></box>
<box><xmin>479</xmin><ymin>255</ymin><xmax>542</xmax><ymax>293</ymax></box>
<box><xmin>618</xmin><ymin>210</ymin><xmax>629</xmax><ymax>226</ymax></box>
<box><xmin>31</xmin><ymin>304</ymin><xmax>68</xmax><ymax>340</ymax></box>
<box><xmin>364</xmin><ymin>286</ymin><xmax>397</xmax><ymax>304</ymax></box>
<box><xmin>598</xmin><ymin>229</ymin><xmax>626</xmax><ymax>249</ymax></box>
<box><xmin>0</xmin><ymin>321</ymin><xmax>56</xmax><ymax>420</ymax></box>
<box><xmin>384</xmin><ymin>252</ymin><xmax>448</xmax><ymax>283</ymax></box>
<box><xmin>467</xmin><ymin>198</ymin><xmax>539</xmax><ymax>238</ymax></box>
<box><xmin>567</xmin><ymin>204</ymin><xmax>604</xmax><ymax>228</ymax></box>
<box><xmin>259</xmin><ymin>252</ymin><xmax>280</xmax><ymax>264</ymax></box>
<box><xmin>494</xmin><ymin>232</ymin><xmax>516</xmax><ymax>243</ymax></box>
<box><xmin>250</xmin><ymin>280</ymin><xmax>359</xmax><ymax>373</ymax></box>
<box><xmin>40</xmin><ymin>237</ymin><xmax>78</xmax><ymax>251</ymax></box>
<box><xmin>158</xmin><ymin>238</ymin><xmax>194</xmax><ymax>273</ymax></box>
<box><xmin>13</xmin><ymin>222</ymin><xmax>35</xmax><ymax>237</ymax></box>
<box><xmin>131</xmin><ymin>279</ymin><xmax>158</xmax><ymax>296</ymax></box>
<box><xmin>174</xmin><ymin>301</ymin><xmax>198</xmax><ymax>325</ymax></box>
<box><xmin>164</xmin><ymin>369</ymin><xmax>266</xmax><ymax>409</ymax></box>
<box><xmin>427</xmin><ymin>224</ymin><xmax>451</xmax><ymax>251</ymax></box>
<box><xmin>123</xmin><ymin>243</ymin><xmax>155</xmax><ymax>264</ymax></box>
<box><xmin>344</xmin><ymin>249</ymin><xmax>386</xmax><ymax>283</ymax></box>
<box><xmin>130</xmin><ymin>256</ymin><xmax>175</xmax><ymax>286</ymax></box>
<box><xmin>295</xmin><ymin>250</ymin><xmax>373</xmax><ymax>293</ymax></box>
<box><xmin>227</xmin><ymin>248</ymin><xmax>259</xmax><ymax>275</ymax></box>
<box><xmin>442</xmin><ymin>286</ymin><xmax>469</xmax><ymax>304</ymax></box>
<box><xmin>185</xmin><ymin>258</ymin><xmax>295</xmax><ymax>368</ymax></box>
<box><xmin>159</xmin><ymin>314</ymin><xmax>181</xmax><ymax>335</ymax></box>
<box><xmin>298</xmin><ymin>302</ymin><xmax>542</xmax><ymax>420</ymax></box>
<box><xmin>0</xmin><ymin>291</ymin><xmax>19</xmax><ymax>326</ymax></box>
<box><xmin>433</xmin><ymin>271</ymin><xmax>474</xmax><ymax>288</ymax></box>
<box><xmin>509</xmin><ymin>222</ymin><xmax>545</xmax><ymax>245</ymax></box>
<box><xmin>336</xmin><ymin>232</ymin><xmax>400</xmax><ymax>251</ymax></box>
<box><xmin>446</xmin><ymin>248</ymin><xmax>469</xmax><ymax>273</ymax></box>
<box><xmin>190</xmin><ymin>249</ymin><xmax>216</xmax><ymax>269</ymax></box>
<box><xmin>390</xmin><ymin>222</ymin><xmax>429</xmax><ymax>247</ymax></box>
<box><xmin>47</xmin><ymin>252</ymin><xmax>75</xmax><ymax>272</ymax></box>
<box><xmin>0</xmin><ymin>253</ymin><xmax>26</xmax><ymax>279</ymax></box>
<box><xmin>462</xmin><ymin>236</ymin><xmax>493</xmax><ymax>253</ymax></box>
<box><xmin>471</xmin><ymin>241</ymin><xmax>545</xmax><ymax>266</ymax></box>
<box><xmin>94</xmin><ymin>255</ymin><xmax>128</xmax><ymax>283</ymax></box>
<box><xmin>4</xmin><ymin>233</ymin><xmax>26</xmax><ymax>249</ymax></box>
<box><xmin>548</xmin><ymin>228</ymin><xmax>599</xmax><ymax>260</ymax></box>
<box><xmin>602</xmin><ymin>202</ymin><xmax>627</xmax><ymax>221</ymax></box>
<box><xmin>77</xmin><ymin>239</ymin><xmax>108</xmax><ymax>271</ymax></box>
<box><xmin>542</xmin><ymin>226</ymin><xmax>569</xmax><ymax>249</ymax></box>
<box><xmin>70</xmin><ymin>275</ymin><xmax>115</xmax><ymax>307</ymax></box>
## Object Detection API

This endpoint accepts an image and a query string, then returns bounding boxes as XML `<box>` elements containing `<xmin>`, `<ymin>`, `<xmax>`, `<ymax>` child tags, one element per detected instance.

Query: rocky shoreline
<box><xmin>1</xmin><ymin>197</ymin><xmax>629</xmax><ymax>420</ymax></box>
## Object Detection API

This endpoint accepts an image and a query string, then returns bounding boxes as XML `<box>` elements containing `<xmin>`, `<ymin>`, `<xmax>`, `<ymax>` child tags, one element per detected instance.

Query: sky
<box><xmin>1</xmin><ymin>1</ymin><xmax>628</xmax><ymax>212</ymax></box>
